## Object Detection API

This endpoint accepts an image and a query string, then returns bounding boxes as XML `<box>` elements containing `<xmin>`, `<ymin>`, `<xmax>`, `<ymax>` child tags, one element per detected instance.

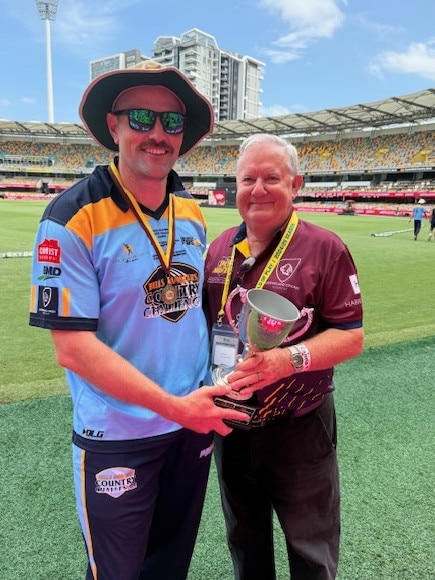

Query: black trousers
<box><xmin>214</xmin><ymin>394</ymin><xmax>340</xmax><ymax>580</ymax></box>
<box><xmin>72</xmin><ymin>429</ymin><xmax>214</xmax><ymax>580</ymax></box>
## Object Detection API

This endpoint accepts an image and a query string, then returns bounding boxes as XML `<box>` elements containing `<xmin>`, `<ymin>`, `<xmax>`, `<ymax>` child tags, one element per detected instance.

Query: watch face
<box><xmin>292</xmin><ymin>353</ymin><xmax>303</xmax><ymax>368</ymax></box>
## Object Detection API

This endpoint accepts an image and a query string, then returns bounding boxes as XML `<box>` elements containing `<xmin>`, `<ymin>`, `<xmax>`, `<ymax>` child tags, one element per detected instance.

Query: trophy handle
<box><xmin>282</xmin><ymin>307</ymin><xmax>314</xmax><ymax>344</ymax></box>
<box><xmin>224</xmin><ymin>286</ymin><xmax>247</xmax><ymax>335</ymax></box>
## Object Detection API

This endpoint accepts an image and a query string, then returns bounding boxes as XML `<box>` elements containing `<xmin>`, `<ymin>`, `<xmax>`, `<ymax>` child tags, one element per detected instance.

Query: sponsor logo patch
<box><xmin>95</xmin><ymin>467</ymin><xmax>137</xmax><ymax>498</ymax></box>
<box><xmin>180</xmin><ymin>236</ymin><xmax>201</xmax><ymax>246</ymax></box>
<box><xmin>37</xmin><ymin>285</ymin><xmax>59</xmax><ymax>316</ymax></box>
<box><xmin>113</xmin><ymin>242</ymin><xmax>146</xmax><ymax>264</ymax></box>
<box><xmin>38</xmin><ymin>265</ymin><xmax>62</xmax><ymax>280</ymax></box>
<box><xmin>37</xmin><ymin>239</ymin><xmax>61</xmax><ymax>264</ymax></box>
<box><xmin>349</xmin><ymin>274</ymin><xmax>361</xmax><ymax>294</ymax></box>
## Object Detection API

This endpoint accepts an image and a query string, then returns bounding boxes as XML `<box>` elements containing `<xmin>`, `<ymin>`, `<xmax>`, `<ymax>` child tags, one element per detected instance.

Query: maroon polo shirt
<box><xmin>204</xmin><ymin>216</ymin><xmax>363</xmax><ymax>424</ymax></box>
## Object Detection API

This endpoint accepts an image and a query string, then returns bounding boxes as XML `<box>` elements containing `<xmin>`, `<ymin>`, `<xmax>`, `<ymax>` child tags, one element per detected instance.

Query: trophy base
<box><xmin>212</xmin><ymin>365</ymin><xmax>233</xmax><ymax>388</ymax></box>
<box><xmin>213</xmin><ymin>395</ymin><xmax>258</xmax><ymax>430</ymax></box>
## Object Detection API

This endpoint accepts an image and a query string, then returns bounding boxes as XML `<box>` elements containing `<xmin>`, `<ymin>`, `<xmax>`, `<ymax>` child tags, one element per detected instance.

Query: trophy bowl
<box><xmin>213</xmin><ymin>287</ymin><xmax>313</xmax><ymax>428</ymax></box>
<box><xmin>238</xmin><ymin>289</ymin><xmax>300</xmax><ymax>351</ymax></box>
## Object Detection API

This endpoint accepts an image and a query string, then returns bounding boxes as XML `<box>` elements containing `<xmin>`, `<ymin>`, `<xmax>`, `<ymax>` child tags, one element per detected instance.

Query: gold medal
<box><xmin>162</xmin><ymin>284</ymin><xmax>177</xmax><ymax>304</ymax></box>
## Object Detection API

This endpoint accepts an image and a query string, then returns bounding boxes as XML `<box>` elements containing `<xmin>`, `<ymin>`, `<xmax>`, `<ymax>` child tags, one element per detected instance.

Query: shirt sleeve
<box><xmin>318</xmin><ymin>244</ymin><xmax>363</xmax><ymax>329</ymax></box>
<box><xmin>29</xmin><ymin>217</ymin><xmax>100</xmax><ymax>330</ymax></box>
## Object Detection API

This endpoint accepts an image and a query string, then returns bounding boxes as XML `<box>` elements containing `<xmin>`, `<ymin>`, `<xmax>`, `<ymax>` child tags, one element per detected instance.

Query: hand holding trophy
<box><xmin>213</xmin><ymin>286</ymin><xmax>313</xmax><ymax>428</ymax></box>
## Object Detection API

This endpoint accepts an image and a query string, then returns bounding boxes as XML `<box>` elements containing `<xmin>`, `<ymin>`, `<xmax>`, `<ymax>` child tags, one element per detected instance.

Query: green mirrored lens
<box><xmin>131</xmin><ymin>109</ymin><xmax>154</xmax><ymax>128</ymax></box>
<box><xmin>119</xmin><ymin>109</ymin><xmax>185</xmax><ymax>133</ymax></box>
<box><xmin>162</xmin><ymin>112</ymin><xmax>185</xmax><ymax>132</ymax></box>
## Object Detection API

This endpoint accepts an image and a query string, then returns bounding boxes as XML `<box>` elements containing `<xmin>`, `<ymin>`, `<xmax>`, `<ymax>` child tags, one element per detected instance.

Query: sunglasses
<box><xmin>233</xmin><ymin>256</ymin><xmax>256</xmax><ymax>288</ymax></box>
<box><xmin>112</xmin><ymin>108</ymin><xmax>186</xmax><ymax>134</ymax></box>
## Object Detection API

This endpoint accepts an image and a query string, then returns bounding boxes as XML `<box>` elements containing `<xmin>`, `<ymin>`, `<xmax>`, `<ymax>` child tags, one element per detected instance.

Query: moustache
<box><xmin>140</xmin><ymin>139</ymin><xmax>174</xmax><ymax>153</ymax></box>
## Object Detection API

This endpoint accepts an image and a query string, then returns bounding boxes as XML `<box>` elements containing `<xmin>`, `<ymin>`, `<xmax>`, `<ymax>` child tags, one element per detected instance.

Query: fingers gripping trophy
<box><xmin>212</xmin><ymin>286</ymin><xmax>313</xmax><ymax>428</ymax></box>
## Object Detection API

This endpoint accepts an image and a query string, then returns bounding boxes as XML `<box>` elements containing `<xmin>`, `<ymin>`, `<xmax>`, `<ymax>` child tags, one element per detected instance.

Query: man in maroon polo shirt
<box><xmin>204</xmin><ymin>133</ymin><xmax>364</xmax><ymax>580</ymax></box>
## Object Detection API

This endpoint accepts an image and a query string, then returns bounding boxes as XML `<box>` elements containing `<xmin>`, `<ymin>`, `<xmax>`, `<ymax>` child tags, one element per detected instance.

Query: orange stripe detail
<box><xmin>61</xmin><ymin>288</ymin><xmax>70</xmax><ymax>317</ymax></box>
<box><xmin>173</xmin><ymin>196</ymin><xmax>207</xmax><ymax>227</ymax></box>
<box><xmin>66</xmin><ymin>195</ymin><xmax>205</xmax><ymax>249</ymax></box>
<box><xmin>29</xmin><ymin>285</ymin><xmax>36</xmax><ymax>313</ymax></box>
<box><xmin>67</xmin><ymin>198</ymin><xmax>136</xmax><ymax>248</ymax></box>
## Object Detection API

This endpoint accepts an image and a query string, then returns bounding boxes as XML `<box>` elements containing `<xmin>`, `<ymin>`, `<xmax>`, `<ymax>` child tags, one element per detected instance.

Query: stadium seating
<box><xmin>1</xmin><ymin>130</ymin><xmax>434</xmax><ymax>210</ymax></box>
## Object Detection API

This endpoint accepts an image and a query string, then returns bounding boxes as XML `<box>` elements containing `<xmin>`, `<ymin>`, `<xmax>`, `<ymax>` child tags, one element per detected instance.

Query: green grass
<box><xmin>1</xmin><ymin>338</ymin><xmax>434</xmax><ymax>579</ymax></box>
<box><xmin>1</xmin><ymin>200</ymin><xmax>434</xmax><ymax>578</ymax></box>
<box><xmin>2</xmin><ymin>200</ymin><xmax>433</xmax><ymax>403</ymax></box>
<box><xmin>0</xmin><ymin>200</ymin><xmax>46</xmax><ymax>251</ymax></box>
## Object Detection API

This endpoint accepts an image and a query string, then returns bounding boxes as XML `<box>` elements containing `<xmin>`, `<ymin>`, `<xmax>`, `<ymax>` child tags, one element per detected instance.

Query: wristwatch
<box><xmin>287</xmin><ymin>345</ymin><xmax>304</xmax><ymax>373</ymax></box>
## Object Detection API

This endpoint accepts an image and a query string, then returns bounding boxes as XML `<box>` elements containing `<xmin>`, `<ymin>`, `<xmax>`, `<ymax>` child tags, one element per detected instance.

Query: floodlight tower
<box><xmin>35</xmin><ymin>0</ymin><xmax>58</xmax><ymax>123</ymax></box>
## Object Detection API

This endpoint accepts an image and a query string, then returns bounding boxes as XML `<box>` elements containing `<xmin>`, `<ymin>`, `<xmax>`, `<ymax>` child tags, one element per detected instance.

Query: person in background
<box><xmin>204</xmin><ymin>133</ymin><xmax>364</xmax><ymax>580</ymax></box>
<box><xmin>428</xmin><ymin>206</ymin><xmax>435</xmax><ymax>241</ymax></box>
<box><xmin>410</xmin><ymin>198</ymin><xmax>427</xmax><ymax>240</ymax></box>
<box><xmin>29</xmin><ymin>61</ymin><xmax>249</xmax><ymax>580</ymax></box>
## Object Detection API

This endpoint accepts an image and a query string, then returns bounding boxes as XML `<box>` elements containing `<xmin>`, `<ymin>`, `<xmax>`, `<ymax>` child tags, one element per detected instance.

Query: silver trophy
<box><xmin>213</xmin><ymin>287</ymin><xmax>313</xmax><ymax>428</ymax></box>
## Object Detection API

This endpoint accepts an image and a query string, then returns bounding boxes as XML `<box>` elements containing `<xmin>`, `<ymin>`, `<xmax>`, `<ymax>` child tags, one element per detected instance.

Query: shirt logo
<box><xmin>95</xmin><ymin>467</ymin><xmax>137</xmax><ymax>499</ymax></box>
<box><xmin>276</xmin><ymin>259</ymin><xmax>301</xmax><ymax>283</ymax></box>
<box><xmin>38</xmin><ymin>265</ymin><xmax>62</xmax><ymax>280</ymax></box>
<box><xmin>349</xmin><ymin>274</ymin><xmax>361</xmax><ymax>294</ymax></box>
<box><xmin>212</xmin><ymin>257</ymin><xmax>230</xmax><ymax>276</ymax></box>
<box><xmin>143</xmin><ymin>263</ymin><xmax>201</xmax><ymax>323</ymax></box>
<box><xmin>42</xmin><ymin>287</ymin><xmax>52</xmax><ymax>308</ymax></box>
<box><xmin>37</xmin><ymin>239</ymin><xmax>61</xmax><ymax>264</ymax></box>
<box><xmin>114</xmin><ymin>242</ymin><xmax>145</xmax><ymax>263</ymax></box>
<box><xmin>180</xmin><ymin>236</ymin><xmax>201</xmax><ymax>246</ymax></box>
<box><xmin>37</xmin><ymin>285</ymin><xmax>59</xmax><ymax>316</ymax></box>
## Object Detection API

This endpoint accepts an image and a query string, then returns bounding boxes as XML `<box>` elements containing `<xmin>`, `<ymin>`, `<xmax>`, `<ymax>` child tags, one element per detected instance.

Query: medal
<box><xmin>162</xmin><ymin>283</ymin><xmax>177</xmax><ymax>304</ymax></box>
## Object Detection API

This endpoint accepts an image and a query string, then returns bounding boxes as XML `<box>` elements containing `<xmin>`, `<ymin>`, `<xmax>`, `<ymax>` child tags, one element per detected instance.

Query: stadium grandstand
<box><xmin>1</xmin><ymin>88</ymin><xmax>435</xmax><ymax>216</ymax></box>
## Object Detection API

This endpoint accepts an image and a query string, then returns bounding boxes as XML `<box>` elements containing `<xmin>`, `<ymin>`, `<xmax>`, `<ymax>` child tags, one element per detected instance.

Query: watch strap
<box><xmin>288</xmin><ymin>343</ymin><xmax>311</xmax><ymax>373</ymax></box>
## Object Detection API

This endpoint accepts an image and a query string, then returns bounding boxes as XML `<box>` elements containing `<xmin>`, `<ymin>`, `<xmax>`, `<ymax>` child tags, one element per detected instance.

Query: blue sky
<box><xmin>1</xmin><ymin>0</ymin><xmax>435</xmax><ymax>124</ymax></box>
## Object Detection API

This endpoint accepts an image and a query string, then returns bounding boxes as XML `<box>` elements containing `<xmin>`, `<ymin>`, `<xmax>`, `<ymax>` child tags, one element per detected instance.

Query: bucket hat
<box><xmin>79</xmin><ymin>61</ymin><xmax>214</xmax><ymax>156</ymax></box>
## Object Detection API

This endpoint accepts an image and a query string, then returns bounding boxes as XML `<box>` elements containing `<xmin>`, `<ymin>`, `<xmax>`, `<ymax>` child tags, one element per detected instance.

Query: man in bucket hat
<box><xmin>410</xmin><ymin>198</ymin><xmax>427</xmax><ymax>240</ymax></box>
<box><xmin>29</xmin><ymin>61</ymin><xmax>250</xmax><ymax>580</ymax></box>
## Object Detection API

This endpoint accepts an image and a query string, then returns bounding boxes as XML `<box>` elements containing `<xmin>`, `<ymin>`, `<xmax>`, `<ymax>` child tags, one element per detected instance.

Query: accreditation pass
<box><xmin>211</xmin><ymin>324</ymin><xmax>239</xmax><ymax>369</ymax></box>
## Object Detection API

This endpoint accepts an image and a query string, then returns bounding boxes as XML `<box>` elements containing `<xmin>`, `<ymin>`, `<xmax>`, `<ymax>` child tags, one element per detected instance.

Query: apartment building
<box><xmin>89</xmin><ymin>28</ymin><xmax>264</xmax><ymax>121</ymax></box>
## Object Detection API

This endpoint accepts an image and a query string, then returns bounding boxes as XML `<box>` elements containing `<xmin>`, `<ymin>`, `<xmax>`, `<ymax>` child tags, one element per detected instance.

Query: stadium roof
<box><xmin>211</xmin><ymin>88</ymin><xmax>435</xmax><ymax>141</ymax></box>
<box><xmin>0</xmin><ymin>88</ymin><xmax>435</xmax><ymax>143</ymax></box>
<box><xmin>0</xmin><ymin>120</ymin><xmax>88</xmax><ymax>139</ymax></box>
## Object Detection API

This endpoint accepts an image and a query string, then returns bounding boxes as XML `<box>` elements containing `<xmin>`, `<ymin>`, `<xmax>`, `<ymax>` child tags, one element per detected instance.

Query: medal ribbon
<box><xmin>109</xmin><ymin>161</ymin><xmax>175</xmax><ymax>274</ymax></box>
<box><xmin>217</xmin><ymin>212</ymin><xmax>299</xmax><ymax>320</ymax></box>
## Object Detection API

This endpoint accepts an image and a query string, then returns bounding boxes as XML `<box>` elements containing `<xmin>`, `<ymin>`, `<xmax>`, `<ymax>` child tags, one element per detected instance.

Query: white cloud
<box><xmin>259</xmin><ymin>0</ymin><xmax>346</xmax><ymax>63</ymax></box>
<box><xmin>21</xmin><ymin>98</ymin><xmax>36</xmax><ymax>105</ymax></box>
<box><xmin>260</xmin><ymin>104</ymin><xmax>291</xmax><ymax>116</ymax></box>
<box><xmin>353</xmin><ymin>13</ymin><xmax>404</xmax><ymax>44</ymax></box>
<box><xmin>260</xmin><ymin>103</ymin><xmax>307</xmax><ymax>117</ymax></box>
<box><xmin>0</xmin><ymin>98</ymin><xmax>11</xmax><ymax>108</ymax></box>
<box><xmin>369</xmin><ymin>40</ymin><xmax>435</xmax><ymax>81</ymax></box>
<box><xmin>262</xmin><ymin>50</ymin><xmax>300</xmax><ymax>65</ymax></box>
<box><xmin>53</xmin><ymin>1</ymin><xmax>127</xmax><ymax>56</ymax></box>
<box><xmin>2</xmin><ymin>0</ymin><xmax>142</xmax><ymax>57</ymax></box>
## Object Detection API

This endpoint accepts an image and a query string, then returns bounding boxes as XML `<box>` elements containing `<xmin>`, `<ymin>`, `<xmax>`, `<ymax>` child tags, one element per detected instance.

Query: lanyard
<box><xmin>217</xmin><ymin>211</ymin><xmax>299</xmax><ymax>320</ymax></box>
<box><xmin>109</xmin><ymin>161</ymin><xmax>175</xmax><ymax>275</ymax></box>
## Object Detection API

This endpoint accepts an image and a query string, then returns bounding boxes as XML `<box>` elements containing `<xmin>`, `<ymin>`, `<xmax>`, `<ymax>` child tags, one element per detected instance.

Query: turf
<box><xmin>1</xmin><ymin>200</ymin><xmax>434</xmax><ymax>578</ymax></box>
<box><xmin>1</xmin><ymin>337</ymin><xmax>434</xmax><ymax>579</ymax></box>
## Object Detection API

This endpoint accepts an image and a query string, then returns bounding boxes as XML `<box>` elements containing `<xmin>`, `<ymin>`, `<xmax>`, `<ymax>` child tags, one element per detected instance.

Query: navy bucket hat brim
<box><xmin>79</xmin><ymin>62</ymin><xmax>214</xmax><ymax>157</ymax></box>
